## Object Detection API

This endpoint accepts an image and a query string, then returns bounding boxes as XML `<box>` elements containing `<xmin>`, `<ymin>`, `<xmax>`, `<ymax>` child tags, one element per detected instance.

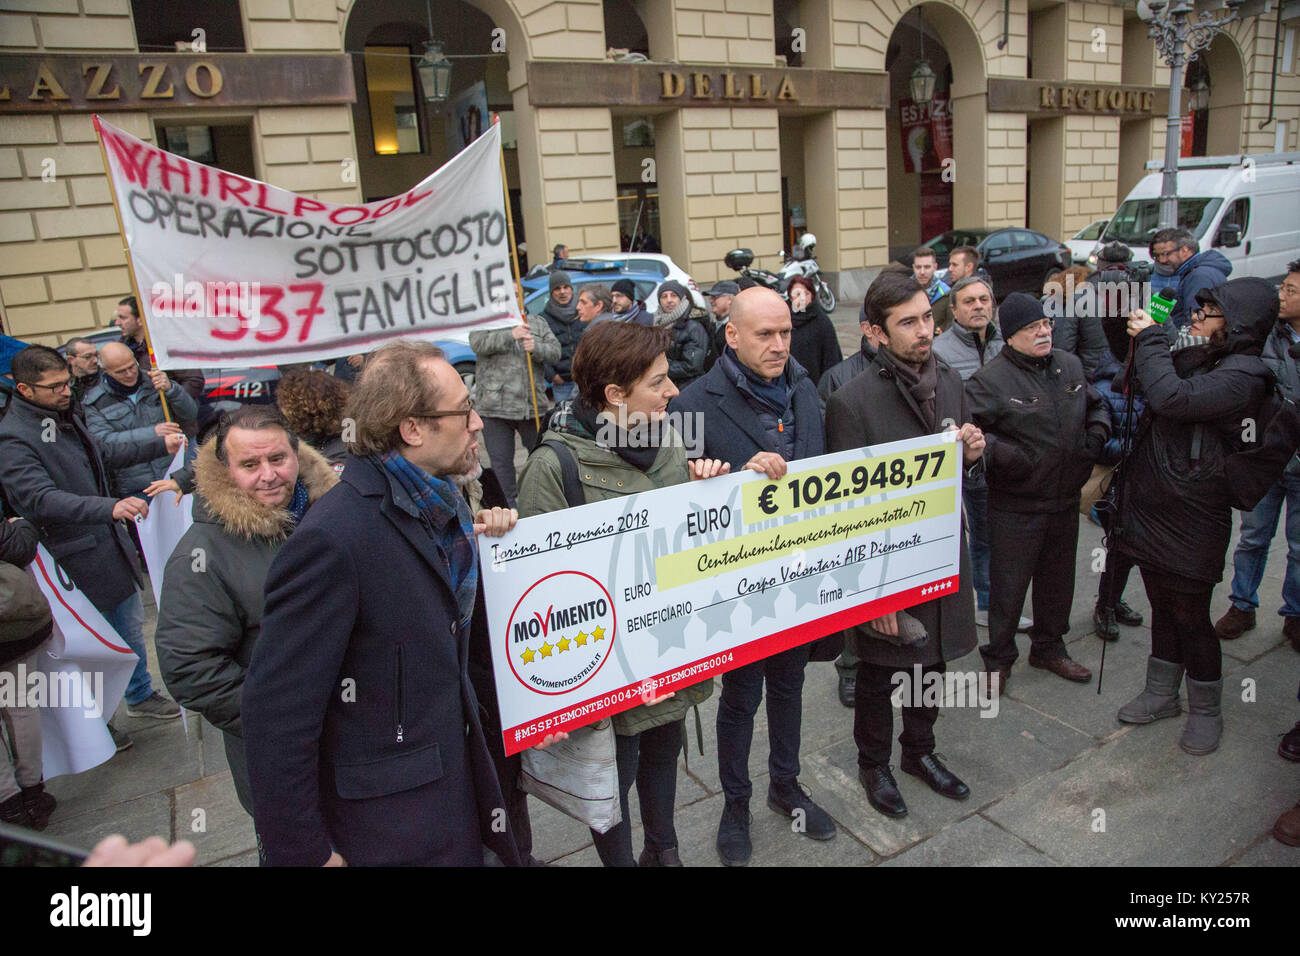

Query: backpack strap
<box><xmin>542</xmin><ymin>440</ymin><xmax>586</xmax><ymax>508</ymax></box>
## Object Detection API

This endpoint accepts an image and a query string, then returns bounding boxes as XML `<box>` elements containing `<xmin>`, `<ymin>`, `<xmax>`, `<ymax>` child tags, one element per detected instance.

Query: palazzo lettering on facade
<box><xmin>659</xmin><ymin>70</ymin><xmax>797</xmax><ymax>103</ymax></box>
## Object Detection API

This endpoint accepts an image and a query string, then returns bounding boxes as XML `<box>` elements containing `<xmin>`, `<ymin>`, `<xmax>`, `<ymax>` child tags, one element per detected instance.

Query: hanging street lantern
<box><xmin>416</xmin><ymin>40</ymin><xmax>453</xmax><ymax>104</ymax></box>
<box><xmin>910</xmin><ymin>58</ymin><xmax>937</xmax><ymax>107</ymax></box>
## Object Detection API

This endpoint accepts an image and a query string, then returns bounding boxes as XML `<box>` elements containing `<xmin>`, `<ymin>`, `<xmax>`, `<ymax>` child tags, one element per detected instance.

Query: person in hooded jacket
<box><xmin>154</xmin><ymin>406</ymin><xmax>338</xmax><ymax>816</ymax></box>
<box><xmin>653</xmin><ymin>279</ymin><xmax>711</xmax><ymax>391</ymax></box>
<box><xmin>786</xmin><ymin>275</ymin><xmax>842</xmax><ymax>385</ymax></box>
<box><xmin>1149</xmin><ymin>227</ymin><xmax>1232</xmax><ymax>329</ymax></box>
<box><xmin>542</xmin><ymin>270</ymin><xmax>584</xmax><ymax>402</ymax></box>
<box><xmin>1103</xmin><ymin>277</ymin><xmax>1277</xmax><ymax>756</ymax></box>
<box><xmin>516</xmin><ymin>321</ymin><xmax>726</xmax><ymax>866</ymax></box>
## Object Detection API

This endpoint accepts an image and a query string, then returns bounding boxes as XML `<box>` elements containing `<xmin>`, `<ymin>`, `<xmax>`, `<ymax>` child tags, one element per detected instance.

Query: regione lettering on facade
<box><xmin>94</xmin><ymin>116</ymin><xmax>520</xmax><ymax>370</ymax></box>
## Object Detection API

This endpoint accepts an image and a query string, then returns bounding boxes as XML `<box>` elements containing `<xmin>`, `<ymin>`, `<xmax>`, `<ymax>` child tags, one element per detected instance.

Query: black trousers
<box><xmin>480</xmin><ymin>416</ymin><xmax>539</xmax><ymax>508</ymax></box>
<box><xmin>1139</xmin><ymin>566</ymin><xmax>1221</xmax><ymax>682</ymax></box>
<box><xmin>981</xmin><ymin>504</ymin><xmax>1079</xmax><ymax>669</ymax></box>
<box><xmin>854</xmin><ymin>661</ymin><xmax>943</xmax><ymax>769</ymax></box>
<box><xmin>590</xmin><ymin>720</ymin><xmax>683</xmax><ymax>867</ymax></box>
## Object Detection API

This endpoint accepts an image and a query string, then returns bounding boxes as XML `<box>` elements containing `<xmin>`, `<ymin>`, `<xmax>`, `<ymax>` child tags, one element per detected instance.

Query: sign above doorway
<box><xmin>987</xmin><ymin>78</ymin><xmax>1169</xmax><ymax>117</ymax></box>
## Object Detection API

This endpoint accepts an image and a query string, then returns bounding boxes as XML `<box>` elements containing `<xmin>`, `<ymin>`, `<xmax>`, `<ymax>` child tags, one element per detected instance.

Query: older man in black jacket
<box><xmin>241</xmin><ymin>341</ymin><xmax>521</xmax><ymax>867</ymax></box>
<box><xmin>824</xmin><ymin>272</ymin><xmax>986</xmax><ymax>818</ymax></box>
<box><xmin>672</xmin><ymin>286</ymin><xmax>834</xmax><ymax>866</ymax></box>
<box><xmin>967</xmin><ymin>293</ymin><xmax>1110</xmax><ymax>689</ymax></box>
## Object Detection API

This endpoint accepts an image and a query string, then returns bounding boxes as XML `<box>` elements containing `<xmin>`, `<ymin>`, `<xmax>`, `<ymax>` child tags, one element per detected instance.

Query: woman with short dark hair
<box><xmin>515</xmin><ymin>320</ymin><xmax>727</xmax><ymax>866</ymax></box>
<box><xmin>786</xmin><ymin>274</ymin><xmax>842</xmax><ymax>384</ymax></box>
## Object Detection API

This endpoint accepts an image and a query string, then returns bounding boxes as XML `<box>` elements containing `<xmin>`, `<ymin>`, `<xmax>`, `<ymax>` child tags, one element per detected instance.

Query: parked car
<box><xmin>521</xmin><ymin>271</ymin><xmax>664</xmax><ymax>317</ymax></box>
<box><xmin>1063</xmin><ymin>219</ymin><xmax>1108</xmax><ymax>264</ymax></box>
<box><xmin>583</xmin><ymin>253</ymin><xmax>709</xmax><ymax>310</ymax></box>
<box><xmin>915</xmin><ymin>227</ymin><xmax>1072</xmax><ymax>300</ymax></box>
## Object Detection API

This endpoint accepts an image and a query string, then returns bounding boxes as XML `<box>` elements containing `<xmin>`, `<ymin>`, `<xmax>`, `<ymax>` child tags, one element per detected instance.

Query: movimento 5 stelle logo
<box><xmin>505</xmin><ymin>571</ymin><xmax>617</xmax><ymax>695</ymax></box>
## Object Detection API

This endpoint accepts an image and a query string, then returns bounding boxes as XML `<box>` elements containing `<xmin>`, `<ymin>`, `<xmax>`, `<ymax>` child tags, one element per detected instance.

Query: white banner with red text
<box><xmin>94</xmin><ymin>116</ymin><xmax>520</xmax><ymax>369</ymax></box>
<box><xmin>27</xmin><ymin>546</ymin><xmax>137</xmax><ymax>778</ymax></box>
<box><xmin>484</xmin><ymin>432</ymin><xmax>963</xmax><ymax>755</ymax></box>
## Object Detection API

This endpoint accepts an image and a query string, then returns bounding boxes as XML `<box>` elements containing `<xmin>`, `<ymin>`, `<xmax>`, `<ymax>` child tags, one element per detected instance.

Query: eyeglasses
<box><xmin>31</xmin><ymin>378</ymin><xmax>72</xmax><ymax>393</ymax></box>
<box><xmin>1280</xmin><ymin>283</ymin><xmax>1300</xmax><ymax>297</ymax></box>
<box><xmin>1020</xmin><ymin>318</ymin><xmax>1054</xmax><ymax>334</ymax></box>
<box><xmin>414</xmin><ymin>398</ymin><xmax>476</xmax><ymax>428</ymax></box>
<box><xmin>1193</xmin><ymin>308</ymin><xmax>1225</xmax><ymax>321</ymax></box>
<box><xmin>1152</xmin><ymin>247</ymin><xmax>1180</xmax><ymax>262</ymax></box>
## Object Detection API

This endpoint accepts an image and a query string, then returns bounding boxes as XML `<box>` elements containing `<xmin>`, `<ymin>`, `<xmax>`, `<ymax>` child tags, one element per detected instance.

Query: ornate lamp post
<box><xmin>1137</xmin><ymin>0</ymin><xmax>1244</xmax><ymax>228</ymax></box>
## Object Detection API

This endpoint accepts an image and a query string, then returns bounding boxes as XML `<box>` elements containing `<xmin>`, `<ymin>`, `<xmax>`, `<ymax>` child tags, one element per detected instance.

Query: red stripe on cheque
<box><xmin>32</xmin><ymin>553</ymin><xmax>133</xmax><ymax>654</ymax></box>
<box><xmin>503</xmin><ymin>574</ymin><xmax>958</xmax><ymax>755</ymax></box>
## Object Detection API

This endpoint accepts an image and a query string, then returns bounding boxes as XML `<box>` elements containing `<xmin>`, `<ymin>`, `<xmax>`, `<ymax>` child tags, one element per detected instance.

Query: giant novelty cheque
<box><xmin>486</xmin><ymin>432</ymin><xmax>965</xmax><ymax>755</ymax></box>
<box><xmin>94</xmin><ymin>116</ymin><xmax>520</xmax><ymax>369</ymax></box>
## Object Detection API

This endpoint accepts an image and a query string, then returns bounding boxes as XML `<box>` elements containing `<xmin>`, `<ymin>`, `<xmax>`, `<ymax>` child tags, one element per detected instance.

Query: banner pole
<box><xmin>93</xmin><ymin>115</ymin><xmax>173</xmax><ymax>423</ymax></box>
<box><xmin>493</xmin><ymin>114</ymin><xmax>539</xmax><ymax>431</ymax></box>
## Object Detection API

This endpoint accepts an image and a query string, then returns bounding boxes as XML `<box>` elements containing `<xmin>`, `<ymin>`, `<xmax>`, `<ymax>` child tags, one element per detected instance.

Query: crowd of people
<box><xmin>1</xmin><ymin>230</ymin><xmax>1298</xmax><ymax>864</ymax></box>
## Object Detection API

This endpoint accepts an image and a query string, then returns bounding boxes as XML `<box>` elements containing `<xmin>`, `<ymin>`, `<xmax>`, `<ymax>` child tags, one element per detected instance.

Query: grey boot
<box><xmin>1179</xmin><ymin>677</ymin><xmax>1224</xmax><ymax>756</ymax></box>
<box><xmin>1117</xmin><ymin>656</ymin><xmax>1185</xmax><ymax>724</ymax></box>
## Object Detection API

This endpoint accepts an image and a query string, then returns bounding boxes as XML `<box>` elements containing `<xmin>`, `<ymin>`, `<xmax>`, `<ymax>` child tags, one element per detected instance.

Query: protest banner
<box><xmin>485</xmin><ymin>432</ymin><xmax>964</xmax><ymax>755</ymax></box>
<box><xmin>134</xmin><ymin>443</ymin><xmax>194</xmax><ymax>609</ymax></box>
<box><xmin>26</xmin><ymin>546</ymin><xmax>138</xmax><ymax>777</ymax></box>
<box><xmin>93</xmin><ymin>116</ymin><xmax>520</xmax><ymax>370</ymax></box>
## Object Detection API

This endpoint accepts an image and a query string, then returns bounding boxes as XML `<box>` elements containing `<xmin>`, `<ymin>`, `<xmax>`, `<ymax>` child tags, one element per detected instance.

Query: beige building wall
<box><xmin>658</xmin><ymin>106</ymin><xmax>782</xmax><ymax>287</ymax></box>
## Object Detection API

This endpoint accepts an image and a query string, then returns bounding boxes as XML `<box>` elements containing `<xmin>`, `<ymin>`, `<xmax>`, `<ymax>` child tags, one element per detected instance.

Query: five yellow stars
<box><xmin>521</xmin><ymin>629</ymin><xmax>606</xmax><ymax>664</ymax></box>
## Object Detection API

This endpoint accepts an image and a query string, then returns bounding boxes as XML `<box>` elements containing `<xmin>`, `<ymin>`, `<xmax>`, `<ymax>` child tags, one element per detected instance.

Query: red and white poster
<box><xmin>898</xmin><ymin>95</ymin><xmax>953</xmax><ymax>174</ymax></box>
<box><xmin>94</xmin><ymin>116</ymin><xmax>520</xmax><ymax>370</ymax></box>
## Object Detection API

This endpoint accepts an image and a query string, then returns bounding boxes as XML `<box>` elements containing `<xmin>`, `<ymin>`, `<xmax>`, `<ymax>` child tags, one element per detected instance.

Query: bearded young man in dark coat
<box><xmin>823</xmin><ymin>271</ymin><xmax>986</xmax><ymax>819</ymax></box>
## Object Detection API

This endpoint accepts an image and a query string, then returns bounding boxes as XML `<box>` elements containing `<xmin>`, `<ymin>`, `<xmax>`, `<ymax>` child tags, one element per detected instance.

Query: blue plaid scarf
<box><xmin>380</xmin><ymin>451</ymin><xmax>479</xmax><ymax>626</ymax></box>
<box><xmin>285</xmin><ymin>479</ymin><xmax>309</xmax><ymax>527</ymax></box>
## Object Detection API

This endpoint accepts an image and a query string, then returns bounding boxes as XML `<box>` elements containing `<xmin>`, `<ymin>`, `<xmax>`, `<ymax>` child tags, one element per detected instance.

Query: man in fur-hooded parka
<box><xmin>155</xmin><ymin>416</ymin><xmax>338</xmax><ymax>815</ymax></box>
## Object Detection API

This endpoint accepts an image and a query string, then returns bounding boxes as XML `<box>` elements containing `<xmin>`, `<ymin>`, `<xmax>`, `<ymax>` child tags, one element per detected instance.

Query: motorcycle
<box><xmin>724</xmin><ymin>247</ymin><xmax>784</xmax><ymax>294</ymax></box>
<box><xmin>779</xmin><ymin>234</ymin><xmax>836</xmax><ymax>312</ymax></box>
<box><xmin>723</xmin><ymin>235</ymin><xmax>837</xmax><ymax>312</ymax></box>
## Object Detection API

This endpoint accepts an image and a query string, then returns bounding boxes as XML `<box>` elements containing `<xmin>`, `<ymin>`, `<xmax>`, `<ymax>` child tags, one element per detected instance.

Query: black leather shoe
<box><xmin>1093</xmin><ymin>605</ymin><xmax>1119</xmax><ymax>642</ymax></box>
<box><xmin>638</xmin><ymin>846</ymin><xmax>683</xmax><ymax>867</ymax></box>
<box><xmin>900</xmin><ymin>752</ymin><xmax>971</xmax><ymax>801</ymax></box>
<box><xmin>1280</xmin><ymin>721</ymin><xmax>1300</xmax><ymax>763</ymax></box>
<box><xmin>1112</xmin><ymin>600</ymin><xmax>1144</xmax><ymax>627</ymax></box>
<box><xmin>837</xmin><ymin>672</ymin><xmax>856</xmax><ymax>708</ymax></box>
<box><xmin>716</xmin><ymin>800</ymin><xmax>752</xmax><ymax>866</ymax></box>
<box><xmin>768</xmin><ymin>780</ymin><xmax>837</xmax><ymax>840</ymax></box>
<box><xmin>858</xmin><ymin>765</ymin><xmax>907</xmax><ymax>818</ymax></box>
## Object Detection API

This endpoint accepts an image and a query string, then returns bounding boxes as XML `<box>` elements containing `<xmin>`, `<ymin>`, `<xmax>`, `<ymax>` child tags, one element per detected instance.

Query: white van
<box><xmin>1088</xmin><ymin>153</ymin><xmax>1300</xmax><ymax>281</ymax></box>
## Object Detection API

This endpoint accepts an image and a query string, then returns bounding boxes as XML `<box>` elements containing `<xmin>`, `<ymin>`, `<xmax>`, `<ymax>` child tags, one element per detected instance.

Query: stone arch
<box><xmin>883</xmin><ymin>0</ymin><xmax>991</xmax><ymax>249</ymax></box>
<box><xmin>1199</xmin><ymin>29</ymin><xmax>1246</xmax><ymax>156</ymax></box>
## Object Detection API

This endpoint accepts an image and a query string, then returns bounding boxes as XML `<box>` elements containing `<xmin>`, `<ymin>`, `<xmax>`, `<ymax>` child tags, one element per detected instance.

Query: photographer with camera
<box><xmin>1104</xmin><ymin>278</ymin><xmax>1278</xmax><ymax>756</ymax></box>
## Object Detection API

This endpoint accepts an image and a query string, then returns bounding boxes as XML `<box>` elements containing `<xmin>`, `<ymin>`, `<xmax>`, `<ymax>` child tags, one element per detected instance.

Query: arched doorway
<box><xmin>1181</xmin><ymin>34</ymin><xmax>1245</xmax><ymax>158</ymax></box>
<box><xmin>884</xmin><ymin>2</ymin><xmax>987</xmax><ymax>259</ymax></box>
<box><xmin>343</xmin><ymin>0</ymin><xmax>522</xmax><ymax>239</ymax></box>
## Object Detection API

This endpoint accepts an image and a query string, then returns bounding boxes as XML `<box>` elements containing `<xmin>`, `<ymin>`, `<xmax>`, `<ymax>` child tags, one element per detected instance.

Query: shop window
<box><xmin>131</xmin><ymin>0</ymin><xmax>245</xmax><ymax>52</ymax></box>
<box><xmin>155</xmin><ymin>122</ymin><xmax>255</xmax><ymax>178</ymax></box>
<box><xmin>774</xmin><ymin>0</ymin><xmax>803</xmax><ymax>67</ymax></box>
<box><xmin>365</xmin><ymin>46</ymin><xmax>422</xmax><ymax>156</ymax></box>
<box><xmin>603</xmin><ymin>0</ymin><xmax>649</xmax><ymax>56</ymax></box>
